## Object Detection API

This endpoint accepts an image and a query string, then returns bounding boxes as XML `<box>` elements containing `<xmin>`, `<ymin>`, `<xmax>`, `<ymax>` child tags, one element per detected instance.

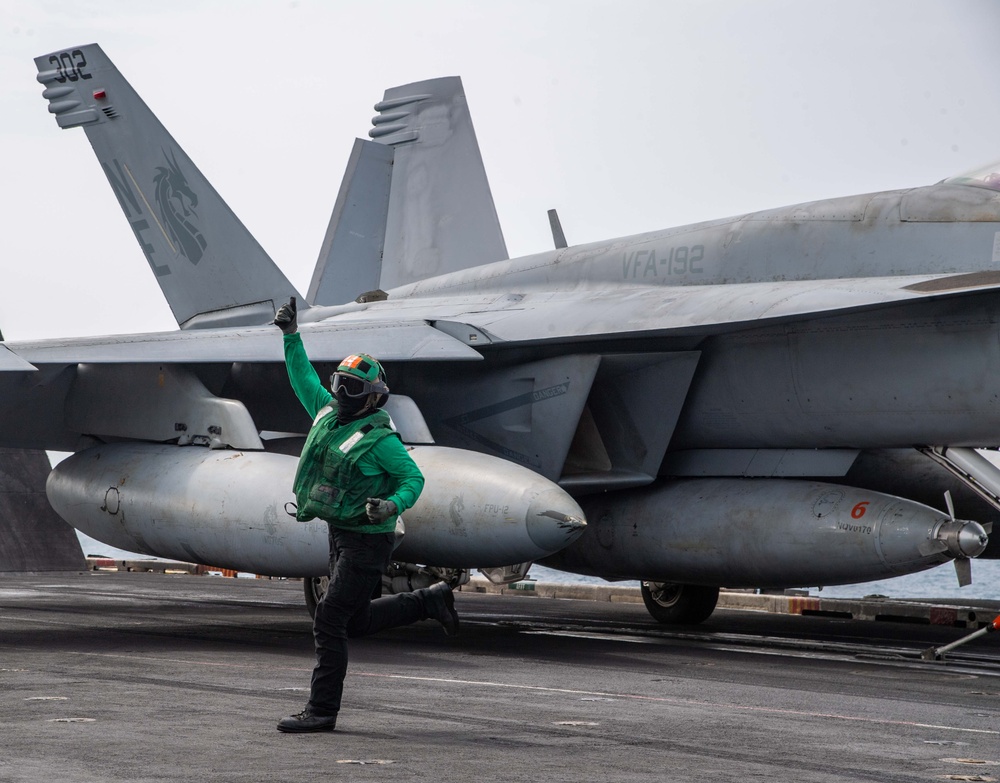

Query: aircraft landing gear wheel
<box><xmin>640</xmin><ymin>581</ymin><xmax>719</xmax><ymax>625</ymax></box>
<box><xmin>304</xmin><ymin>576</ymin><xmax>329</xmax><ymax>619</ymax></box>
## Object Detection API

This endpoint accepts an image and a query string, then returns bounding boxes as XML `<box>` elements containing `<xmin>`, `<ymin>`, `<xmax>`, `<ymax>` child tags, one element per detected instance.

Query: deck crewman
<box><xmin>273</xmin><ymin>297</ymin><xmax>459</xmax><ymax>734</ymax></box>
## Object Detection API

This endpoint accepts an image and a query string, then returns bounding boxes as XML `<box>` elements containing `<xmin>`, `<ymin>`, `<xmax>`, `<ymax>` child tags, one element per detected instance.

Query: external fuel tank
<box><xmin>47</xmin><ymin>443</ymin><xmax>586</xmax><ymax>575</ymax></box>
<box><xmin>543</xmin><ymin>478</ymin><xmax>987</xmax><ymax>587</ymax></box>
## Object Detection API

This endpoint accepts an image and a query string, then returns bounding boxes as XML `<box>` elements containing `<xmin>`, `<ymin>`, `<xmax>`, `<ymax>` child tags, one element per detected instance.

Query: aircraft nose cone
<box><xmin>525</xmin><ymin>488</ymin><xmax>587</xmax><ymax>556</ymax></box>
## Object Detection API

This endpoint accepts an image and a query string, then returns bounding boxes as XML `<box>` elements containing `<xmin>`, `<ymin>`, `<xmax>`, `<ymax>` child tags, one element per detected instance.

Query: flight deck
<box><xmin>1</xmin><ymin>570</ymin><xmax>998</xmax><ymax>783</ymax></box>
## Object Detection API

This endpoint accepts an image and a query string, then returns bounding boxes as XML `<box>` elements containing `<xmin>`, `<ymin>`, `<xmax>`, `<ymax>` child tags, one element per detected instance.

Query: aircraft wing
<box><xmin>0</xmin><ymin>318</ymin><xmax>482</xmax><ymax>452</ymax></box>
<box><xmin>2</xmin><ymin>320</ymin><xmax>482</xmax><ymax>369</ymax></box>
<box><xmin>0</xmin><ymin>345</ymin><xmax>37</xmax><ymax>371</ymax></box>
<box><xmin>4</xmin><ymin>271</ymin><xmax>995</xmax><ymax>371</ymax></box>
<box><xmin>347</xmin><ymin>271</ymin><xmax>1000</xmax><ymax>347</ymax></box>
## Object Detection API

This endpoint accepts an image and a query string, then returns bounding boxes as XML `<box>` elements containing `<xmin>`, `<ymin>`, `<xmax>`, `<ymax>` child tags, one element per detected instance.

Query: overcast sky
<box><xmin>3</xmin><ymin>0</ymin><xmax>1000</xmax><ymax>340</ymax></box>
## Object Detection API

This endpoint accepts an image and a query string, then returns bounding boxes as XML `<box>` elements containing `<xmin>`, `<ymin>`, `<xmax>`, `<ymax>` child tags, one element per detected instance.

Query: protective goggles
<box><xmin>330</xmin><ymin>371</ymin><xmax>388</xmax><ymax>398</ymax></box>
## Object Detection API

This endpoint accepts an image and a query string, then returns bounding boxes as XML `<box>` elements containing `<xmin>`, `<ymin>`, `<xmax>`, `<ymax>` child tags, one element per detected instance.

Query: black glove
<box><xmin>273</xmin><ymin>296</ymin><xmax>297</xmax><ymax>335</ymax></box>
<box><xmin>366</xmin><ymin>497</ymin><xmax>398</xmax><ymax>524</ymax></box>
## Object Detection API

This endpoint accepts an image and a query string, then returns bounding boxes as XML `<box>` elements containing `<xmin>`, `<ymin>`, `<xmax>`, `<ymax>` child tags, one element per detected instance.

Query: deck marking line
<box><xmin>356</xmin><ymin>672</ymin><xmax>1000</xmax><ymax>736</ymax></box>
<box><xmin>66</xmin><ymin>653</ymin><xmax>1000</xmax><ymax>737</ymax></box>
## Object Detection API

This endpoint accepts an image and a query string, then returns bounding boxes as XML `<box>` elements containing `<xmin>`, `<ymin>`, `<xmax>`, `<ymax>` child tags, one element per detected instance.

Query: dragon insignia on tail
<box><xmin>154</xmin><ymin>148</ymin><xmax>208</xmax><ymax>264</ymax></box>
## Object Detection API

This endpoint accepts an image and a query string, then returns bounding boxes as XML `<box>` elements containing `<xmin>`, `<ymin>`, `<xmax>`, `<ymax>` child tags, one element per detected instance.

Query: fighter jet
<box><xmin>7</xmin><ymin>43</ymin><xmax>999</xmax><ymax>624</ymax></box>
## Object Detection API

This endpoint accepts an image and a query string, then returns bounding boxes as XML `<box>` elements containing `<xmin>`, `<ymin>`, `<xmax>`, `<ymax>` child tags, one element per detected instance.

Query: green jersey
<box><xmin>283</xmin><ymin>333</ymin><xmax>424</xmax><ymax>533</ymax></box>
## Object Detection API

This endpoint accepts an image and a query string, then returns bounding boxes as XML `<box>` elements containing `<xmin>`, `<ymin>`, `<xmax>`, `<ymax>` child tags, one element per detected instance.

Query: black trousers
<box><xmin>308</xmin><ymin>526</ymin><xmax>424</xmax><ymax>716</ymax></box>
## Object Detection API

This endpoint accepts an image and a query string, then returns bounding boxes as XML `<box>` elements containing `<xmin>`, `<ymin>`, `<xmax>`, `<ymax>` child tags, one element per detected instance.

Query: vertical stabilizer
<box><xmin>308</xmin><ymin>139</ymin><xmax>393</xmax><ymax>305</ymax></box>
<box><xmin>370</xmin><ymin>77</ymin><xmax>508</xmax><ymax>288</ymax></box>
<box><xmin>34</xmin><ymin>45</ymin><xmax>302</xmax><ymax>329</ymax></box>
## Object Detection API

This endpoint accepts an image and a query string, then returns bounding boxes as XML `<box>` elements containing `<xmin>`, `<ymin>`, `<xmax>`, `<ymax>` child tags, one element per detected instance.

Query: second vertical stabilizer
<box><xmin>370</xmin><ymin>77</ymin><xmax>508</xmax><ymax>289</ymax></box>
<box><xmin>308</xmin><ymin>139</ymin><xmax>393</xmax><ymax>305</ymax></box>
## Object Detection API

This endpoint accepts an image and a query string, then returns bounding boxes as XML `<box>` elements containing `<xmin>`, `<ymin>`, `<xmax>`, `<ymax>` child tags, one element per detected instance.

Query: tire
<box><xmin>303</xmin><ymin>573</ymin><xmax>385</xmax><ymax>617</ymax></box>
<box><xmin>640</xmin><ymin>581</ymin><xmax>719</xmax><ymax>625</ymax></box>
<box><xmin>303</xmin><ymin>576</ymin><xmax>329</xmax><ymax>619</ymax></box>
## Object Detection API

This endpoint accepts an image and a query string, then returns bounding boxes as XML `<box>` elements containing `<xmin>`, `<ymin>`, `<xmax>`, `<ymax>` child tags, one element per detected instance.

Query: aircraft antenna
<box><xmin>547</xmin><ymin>209</ymin><xmax>568</xmax><ymax>249</ymax></box>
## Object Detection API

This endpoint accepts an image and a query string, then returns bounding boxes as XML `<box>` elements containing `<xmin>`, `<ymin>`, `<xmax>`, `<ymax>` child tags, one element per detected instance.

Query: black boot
<box><xmin>420</xmin><ymin>582</ymin><xmax>460</xmax><ymax>636</ymax></box>
<box><xmin>277</xmin><ymin>707</ymin><xmax>337</xmax><ymax>733</ymax></box>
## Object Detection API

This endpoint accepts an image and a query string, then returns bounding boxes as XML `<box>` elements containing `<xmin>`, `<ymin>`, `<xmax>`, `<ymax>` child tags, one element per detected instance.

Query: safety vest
<box><xmin>292</xmin><ymin>407</ymin><xmax>397</xmax><ymax>527</ymax></box>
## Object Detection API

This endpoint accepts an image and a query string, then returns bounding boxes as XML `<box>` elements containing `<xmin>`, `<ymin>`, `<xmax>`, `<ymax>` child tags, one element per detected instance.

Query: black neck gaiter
<box><xmin>336</xmin><ymin>393</ymin><xmax>370</xmax><ymax>424</ymax></box>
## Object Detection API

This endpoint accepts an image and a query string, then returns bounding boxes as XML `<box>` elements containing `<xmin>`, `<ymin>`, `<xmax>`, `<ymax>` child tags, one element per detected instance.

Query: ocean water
<box><xmin>77</xmin><ymin>532</ymin><xmax>1000</xmax><ymax>602</ymax></box>
<box><xmin>802</xmin><ymin>559</ymin><xmax>1000</xmax><ymax>602</ymax></box>
<box><xmin>531</xmin><ymin>562</ymin><xmax>1000</xmax><ymax>602</ymax></box>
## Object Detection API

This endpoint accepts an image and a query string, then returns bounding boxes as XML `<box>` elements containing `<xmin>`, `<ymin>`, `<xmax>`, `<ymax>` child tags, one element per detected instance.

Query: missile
<box><xmin>46</xmin><ymin>443</ymin><xmax>586</xmax><ymax>576</ymax></box>
<box><xmin>541</xmin><ymin>478</ymin><xmax>988</xmax><ymax>587</ymax></box>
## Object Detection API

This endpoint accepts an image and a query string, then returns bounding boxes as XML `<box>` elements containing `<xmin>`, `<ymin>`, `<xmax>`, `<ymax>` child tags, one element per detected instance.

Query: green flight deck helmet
<box><xmin>331</xmin><ymin>353</ymin><xmax>389</xmax><ymax>407</ymax></box>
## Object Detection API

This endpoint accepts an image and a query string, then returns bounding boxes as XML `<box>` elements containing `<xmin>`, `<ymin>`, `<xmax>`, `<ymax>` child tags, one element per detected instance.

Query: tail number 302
<box><xmin>48</xmin><ymin>50</ymin><xmax>92</xmax><ymax>83</ymax></box>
